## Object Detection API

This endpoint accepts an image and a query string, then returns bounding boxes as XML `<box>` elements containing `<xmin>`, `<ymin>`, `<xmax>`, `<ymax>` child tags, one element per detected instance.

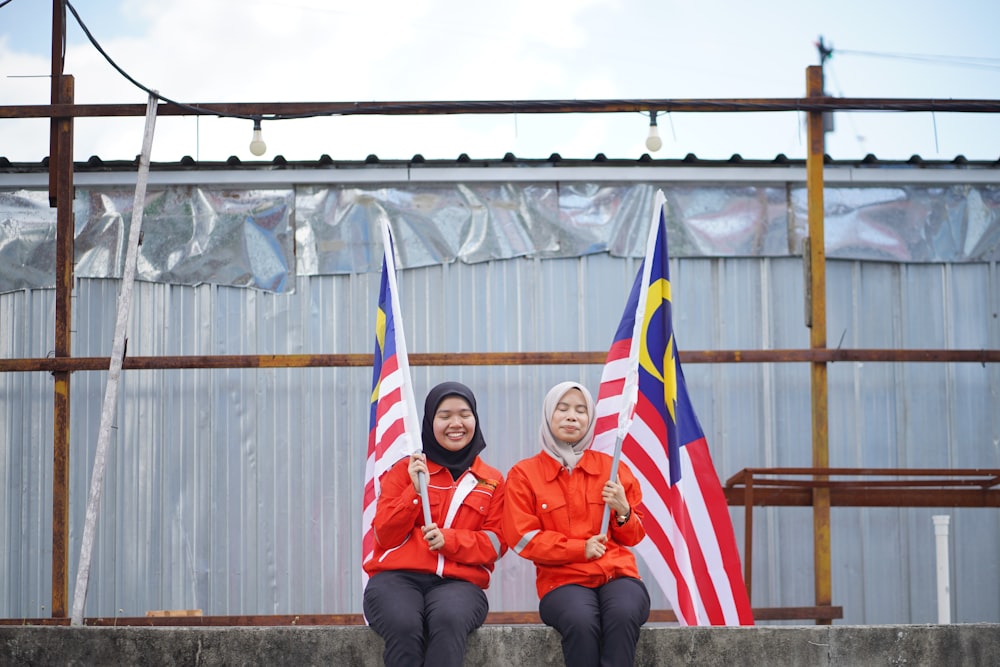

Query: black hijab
<box><xmin>421</xmin><ymin>381</ymin><xmax>487</xmax><ymax>480</ymax></box>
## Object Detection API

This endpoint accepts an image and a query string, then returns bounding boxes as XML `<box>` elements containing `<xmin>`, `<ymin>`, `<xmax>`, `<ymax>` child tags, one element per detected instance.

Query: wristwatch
<box><xmin>616</xmin><ymin>507</ymin><xmax>631</xmax><ymax>526</ymax></box>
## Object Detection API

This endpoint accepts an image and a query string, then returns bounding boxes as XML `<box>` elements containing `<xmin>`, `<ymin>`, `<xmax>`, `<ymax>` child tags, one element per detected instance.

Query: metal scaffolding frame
<box><xmin>1</xmin><ymin>0</ymin><xmax>998</xmax><ymax>625</ymax></box>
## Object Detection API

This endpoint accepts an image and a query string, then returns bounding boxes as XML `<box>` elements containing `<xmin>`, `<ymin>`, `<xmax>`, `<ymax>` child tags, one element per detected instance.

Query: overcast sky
<box><xmin>2</xmin><ymin>0</ymin><xmax>999</xmax><ymax>163</ymax></box>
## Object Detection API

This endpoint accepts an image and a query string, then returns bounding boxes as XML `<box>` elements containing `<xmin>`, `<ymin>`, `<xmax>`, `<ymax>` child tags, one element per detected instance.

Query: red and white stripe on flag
<box><xmin>593</xmin><ymin>190</ymin><xmax>753</xmax><ymax>626</ymax></box>
<box><xmin>362</xmin><ymin>221</ymin><xmax>421</xmax><ymax>586</ymax></box>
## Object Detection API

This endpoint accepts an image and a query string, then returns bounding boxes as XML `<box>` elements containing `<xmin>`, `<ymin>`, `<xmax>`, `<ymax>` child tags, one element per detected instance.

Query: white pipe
<box><xmin>932</xmin><ymin>515</ymin><xmax>951</xmax><ymax>624</ymax></box>
<box><xmin>70</xmin><ymin>93</ymin><xmax>158</xmax><ymax>626</ymax></box>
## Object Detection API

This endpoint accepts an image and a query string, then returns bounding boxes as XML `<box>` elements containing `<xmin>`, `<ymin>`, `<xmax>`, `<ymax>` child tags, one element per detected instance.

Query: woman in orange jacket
<box><xmin>363</xmin><ymin>381</ymin><xmax>507</xmax><ymax>666</ymax></box>
<box><xmin>503</xmin><ymin>381</ymin><xmax>650</xmax><ymax>667</ymax></box>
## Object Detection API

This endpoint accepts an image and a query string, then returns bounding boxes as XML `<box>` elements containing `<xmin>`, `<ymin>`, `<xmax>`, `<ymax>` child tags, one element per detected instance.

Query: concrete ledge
<box><xmin>3</xmin><ymin>623</ymin><xmax>999</xmax><ymax>666</ymax></box>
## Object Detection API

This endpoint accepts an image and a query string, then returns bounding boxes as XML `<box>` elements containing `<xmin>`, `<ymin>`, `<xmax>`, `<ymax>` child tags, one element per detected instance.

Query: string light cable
<box><xmin>7</xmin><ymin>3</ymin><xmax>996</xmax><ymax>156</ymax></box>
<box><xmin>62</xmin><ymin>0</ymin><xmax>343</xmax><ymax>154</ymax></box>
<box><xmin>63</xmin><ymin>0</ymin><xmax>265</xmax><ymax>123</ymax></box>
<box><xmin>44</xmin><ymin>4</ymin><xmax>1000</xmax><ymax>119</ymax></box>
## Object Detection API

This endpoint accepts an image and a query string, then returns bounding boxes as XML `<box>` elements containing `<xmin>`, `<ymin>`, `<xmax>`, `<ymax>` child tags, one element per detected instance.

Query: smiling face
<box><xmin>432</xmin><ymin>395</ymin><xmax>477</xmax><ymax>452</ymax></box>
<box><xmin>548</xmin><ymin>388</ymin><xmax>591</xmax><ymax>444</ymax></box>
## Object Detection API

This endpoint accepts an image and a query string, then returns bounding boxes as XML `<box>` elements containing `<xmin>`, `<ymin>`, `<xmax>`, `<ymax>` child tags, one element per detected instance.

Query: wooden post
<box><xmin>805</xmin><ymin>65</ymin><xmax>832</xmax><ymax>624</ymax></box>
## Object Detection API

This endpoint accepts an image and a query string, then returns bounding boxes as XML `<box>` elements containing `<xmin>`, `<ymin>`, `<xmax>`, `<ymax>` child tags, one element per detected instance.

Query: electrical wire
<box><xmin>833</xmin><ymin>48</ymin><xmax>1000</xmax><ymax>72</ymax></box>
<box><xmin>822</xmin><ymin>63</ymin><xmax>869</xmax><ymax>153</ymax></box>
<box><xmin>57</xmin><ymin>1</ymin><xmax>1000</xmax><ymax>125</ymax></box>
<box><xmin>58</xmin><ymin>4</ymin><xmax>825</xmax><ymax>117</ymax></box>
<box><xmin>64</xmin><ymin>0</ymin><xmax>334</xmax><ymax>122</ymax></box>
<box><xmin>63</xmin><ymin>0</ymin><xmax>259</xmax><ymax>121</ymax></box>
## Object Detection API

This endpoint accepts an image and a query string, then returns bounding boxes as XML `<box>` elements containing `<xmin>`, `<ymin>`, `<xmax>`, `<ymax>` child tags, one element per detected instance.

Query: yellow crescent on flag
<box><xmin>638</xmin><ymin>277</ymin><xmax>678</xmax><ymax>423</ymax></box>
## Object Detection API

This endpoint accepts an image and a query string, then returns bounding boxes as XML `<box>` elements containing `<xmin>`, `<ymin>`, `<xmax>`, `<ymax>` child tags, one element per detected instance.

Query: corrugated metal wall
<box><xmin>2</xmin><ymin>255</ymin><xmax>998</xmax><ymax>623</ymax></box>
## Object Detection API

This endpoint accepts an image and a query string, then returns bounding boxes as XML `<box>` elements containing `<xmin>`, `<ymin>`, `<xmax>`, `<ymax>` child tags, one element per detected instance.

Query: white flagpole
<box><xmin>600</xmin><ymin>189</ymin><xmax>667</xmax><ymax>534</ymax></box>
<box><xmin>379</xmin><ymin>220</ymin><xmax>432</xmax><ymax>526</ymax></box>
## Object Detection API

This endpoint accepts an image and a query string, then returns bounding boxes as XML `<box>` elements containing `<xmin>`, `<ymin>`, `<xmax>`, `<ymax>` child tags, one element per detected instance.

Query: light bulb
<box><xmin>249</xmin><ymin>119</ymin><xmax>267</xmax><ymax>156</ymax></box>
<box><xmin>645</xmin><ymin>125</ymin><xmax>662</xmax><ymax>152</ymax></box>
<box><xmin>645</xmin><ymin>111</ymin><xmax>662</xmax><ymax>152</ymax></box>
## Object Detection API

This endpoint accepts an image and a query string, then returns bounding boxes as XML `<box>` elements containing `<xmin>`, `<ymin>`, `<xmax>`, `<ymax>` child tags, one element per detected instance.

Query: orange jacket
<box><xmin>364</xmin><ymin>456</ymin><xmax>507</xmax><ymax>589</ymax></box>
<box><xmin>502</xmin><ymin>449</ymin><xmax>645</xmax><ymax>599</ymax></box>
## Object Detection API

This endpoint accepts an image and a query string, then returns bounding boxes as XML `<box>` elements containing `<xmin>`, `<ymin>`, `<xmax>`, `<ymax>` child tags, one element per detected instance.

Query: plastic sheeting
<box><xmin>2</xmin><ymin>180</ymin><xmax>999</xmax><ymax>294</ymax></box>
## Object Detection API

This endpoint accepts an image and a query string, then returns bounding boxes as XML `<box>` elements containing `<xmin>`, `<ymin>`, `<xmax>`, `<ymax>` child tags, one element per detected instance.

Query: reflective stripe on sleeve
<box><xmin>513</xmin><ymin>529</ymin><xmax>539</xmax><ymax>555</ymax></box>
<box><xmin>485</xmin><ymin>530</ymin><xmax>501</xmax><ymax>558</ymax></box>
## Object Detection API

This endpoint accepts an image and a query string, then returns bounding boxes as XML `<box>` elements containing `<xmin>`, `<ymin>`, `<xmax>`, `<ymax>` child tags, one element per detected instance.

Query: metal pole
<box><xmin>599</xmin><ymin>436</ymin><xmax>626</xmax><ymax>534</ymax></box>
<box><xmin>70</xmin><ymin>93</ymin><xmax>158</xmax><ymax>625</ymax></box>
<box><xmin>417</xmin><ymin>471</ymin><xmax>432</xmax><ymax>526</ymax></box>
<box><xmin>805</xmin><ymin>65</ymin><xmax>832</xmax><ymax>624</ymax></box>
<box><xmin>50</xmin><ymin>71</ymin><xmax>75</xmax><ymax>621</ymax></box>
<box><xmin>49</xmin><ymin>0</ymin><xmax>73</xmax><ymax>617</ymax></box>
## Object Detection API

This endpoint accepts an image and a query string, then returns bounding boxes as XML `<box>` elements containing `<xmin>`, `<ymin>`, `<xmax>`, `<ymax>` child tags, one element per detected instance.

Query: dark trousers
<box><xmin>539</xmin><ymin>577</ymin><xmax>651</xmax><ymax>667</ymax></box>
<box><xmin>363</xmin><ymin>570</ymin><xmax>488</xmax><ymax>667</ymax></box>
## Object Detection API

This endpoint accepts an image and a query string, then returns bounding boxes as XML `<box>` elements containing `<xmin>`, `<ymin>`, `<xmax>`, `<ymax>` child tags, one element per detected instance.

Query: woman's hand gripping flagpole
<box><xmin>600</xmin><ymin>364</ymin><xmax>638</xmax><ymax>534</ymax></box>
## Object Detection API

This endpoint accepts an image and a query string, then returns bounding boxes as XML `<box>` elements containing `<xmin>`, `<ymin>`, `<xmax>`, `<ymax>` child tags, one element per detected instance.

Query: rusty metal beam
<box><xmin>726</xmin><ymin>487</ymin><xmax>1000</xmax><ymax>507</ymax></box>
<box><xmin>3</xmin><ymin>97</ymin><xmax>1000</xmax><ymax>121</ymax></box>
<box><xmin>2</xmin><ymin>348</ymin><xmax>998</xmax><ymax>374</ymax></box>
<box><xmin>727</xmin><ymin>468</ymin><xmax>1000</xmax><ymax>489</ymax></box>
<box><xmin>46</xmin><ymin>0</ymin><xmax>64</xmax><ymax>207</ymax></box>
<box><xmin>50</xmin><ymin>70</ymin><xmax>75</xmax><ymax>621</ymax></box>
<box><xmin>728</xmin><ymin>468</ymin><xmax>999</xmax><ymax>486</ymax></box>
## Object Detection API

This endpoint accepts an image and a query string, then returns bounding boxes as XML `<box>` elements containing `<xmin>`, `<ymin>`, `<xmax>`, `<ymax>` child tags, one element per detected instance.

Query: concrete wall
<box><xmin>3</xmin><ymin>624</ymin><xmax>999</xmax><ymax>666</ymax></box>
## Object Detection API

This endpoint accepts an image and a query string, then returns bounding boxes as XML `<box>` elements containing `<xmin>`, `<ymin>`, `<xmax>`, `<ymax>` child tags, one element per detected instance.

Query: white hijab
<box><xmin>540</xmin><ymin>381</ymin><xmax>596</xmax><ymax>471</ymax></box>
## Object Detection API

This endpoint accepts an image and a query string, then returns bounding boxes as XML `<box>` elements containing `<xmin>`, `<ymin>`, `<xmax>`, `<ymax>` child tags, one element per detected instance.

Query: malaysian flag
<box><xmin>362</xmin><ymin>221</ymin><xmax>421</xmax><ymax>584</ymax></box>
<box><xmin>593</xmin><ymin>190</ymin><xmax>754</xmax><ymax>626</ymax></box>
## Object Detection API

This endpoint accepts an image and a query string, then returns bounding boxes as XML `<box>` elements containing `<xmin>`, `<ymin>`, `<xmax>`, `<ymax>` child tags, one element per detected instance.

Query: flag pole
<box><xmin>599</xmin><ymin>365</ymin><xmax>638</xmax><ymax>534</ymax></box>
<box><xmin>599</xmin><ymin>190</ymin><xmax>666</xmax><ymax>535</ymax></box>
<box><xmin>378</xmin><ymin>220</ymin><xmax>432</xmax><ymax>526</ymax></box>
<box><xmin>417</xmin><ymin>474</ymin><xmax>433</xmax><ymax>526</ymax></box>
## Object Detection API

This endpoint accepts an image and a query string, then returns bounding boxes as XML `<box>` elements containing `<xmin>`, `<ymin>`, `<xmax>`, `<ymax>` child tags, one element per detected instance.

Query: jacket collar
<box><xmin>537</xmin><ymin>449</ymin><xmax>601</xmax><ymax>481</ymax></box>
<box><xmin>427</xmin><ymin>455</ymin><xmax>490</xmax><ymax>481</ymax></box>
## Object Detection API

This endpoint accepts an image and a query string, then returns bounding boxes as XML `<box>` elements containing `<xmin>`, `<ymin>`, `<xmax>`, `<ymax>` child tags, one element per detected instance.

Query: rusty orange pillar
<box><xmin>50</xmin><ymin>0</ymin><xmax>75</xmax><ymax>619</ymax></box>
<box><xmin>805</xmin><ymin>65</ymin><xmax>832</xmax><ymax>624</ymax></box>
